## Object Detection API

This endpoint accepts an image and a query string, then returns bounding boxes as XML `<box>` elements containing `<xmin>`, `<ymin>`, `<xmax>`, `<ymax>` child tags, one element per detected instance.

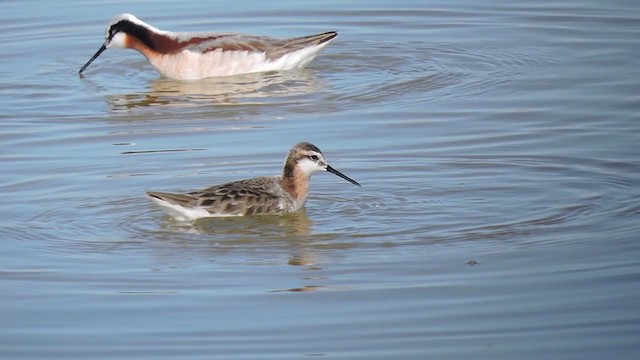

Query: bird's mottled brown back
<box><xmin>188</xmin><ymin>176</ymin><xmax>289</xmax><ymax>216</ymax></box>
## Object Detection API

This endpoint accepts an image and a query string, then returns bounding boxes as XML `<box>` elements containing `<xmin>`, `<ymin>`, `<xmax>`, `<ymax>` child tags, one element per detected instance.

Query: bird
<box><xmin>147</xmin><ymin>142</ymin><xmax>361</xmax><ymax>221</ymax></box>
<box><xmin>79</xmin><ymin>13</ymin><xmax>338</xmax><ymax>80</ymax></box>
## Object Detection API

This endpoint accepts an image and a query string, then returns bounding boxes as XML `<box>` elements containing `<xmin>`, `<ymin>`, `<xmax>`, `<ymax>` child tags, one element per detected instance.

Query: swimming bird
<box><xmin>79</xmin><ymin>13</ymin><xmax>338</xmax><ymax>80</ymax></box>
<box><xmin>147</xmin><ymin>142</ymin><xmax>361</xmax><ymax>220</ymax></box>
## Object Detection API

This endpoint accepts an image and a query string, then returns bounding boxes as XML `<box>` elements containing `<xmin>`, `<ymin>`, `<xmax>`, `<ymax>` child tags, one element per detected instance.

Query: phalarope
<box><xmin>79</xmin><ymin>13</ymin><xmax>338</xmax><ymax>80</ymax></box>
<box><xmin>147</xmin><ymin>142</ymin><xmax>361</xmax><ymax>220</ymax></box>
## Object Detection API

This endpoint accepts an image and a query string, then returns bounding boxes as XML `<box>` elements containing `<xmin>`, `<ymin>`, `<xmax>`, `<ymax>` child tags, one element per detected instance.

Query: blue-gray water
<box><xmin>2</xmin><ymin>0</ymin><xmax>639</xmax><ymax>358</ymax></box>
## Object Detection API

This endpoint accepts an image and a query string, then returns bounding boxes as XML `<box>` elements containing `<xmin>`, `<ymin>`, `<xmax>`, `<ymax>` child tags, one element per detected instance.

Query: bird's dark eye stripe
<box><xmin>309</xmin><ymin>155</ymin><xmax>319</xmax><ymax>161</ymax></box>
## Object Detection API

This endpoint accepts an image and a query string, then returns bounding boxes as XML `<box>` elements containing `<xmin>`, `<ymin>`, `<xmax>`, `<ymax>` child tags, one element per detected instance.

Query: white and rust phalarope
<box><xmin>79</xmin><ymin>13</ymin><xmax>338</xmax><ymax>80</ymax></box>
<box><xmin>147</xmin><ymin>142</ymin><xmax>361</xmax><ymax>221</ymax></box>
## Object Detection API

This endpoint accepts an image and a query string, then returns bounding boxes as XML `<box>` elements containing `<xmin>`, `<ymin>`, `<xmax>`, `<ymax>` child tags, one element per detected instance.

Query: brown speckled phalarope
<box><xmin>79</xmin><ymin>13</ymin><xmax>338</xmax><ymax>80</ymax></box>
<box><xmin>147</xmin><ymin>142</ymin><xmax>361</xmax><ymax>221</ymax></box>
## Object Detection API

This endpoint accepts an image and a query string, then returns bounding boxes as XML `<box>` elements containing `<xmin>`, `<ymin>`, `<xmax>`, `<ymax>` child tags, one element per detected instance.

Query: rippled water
<box><xmin>2</xmin><ymin>0</ymin><xmax>640</xmax><ymax>358</ymax></box>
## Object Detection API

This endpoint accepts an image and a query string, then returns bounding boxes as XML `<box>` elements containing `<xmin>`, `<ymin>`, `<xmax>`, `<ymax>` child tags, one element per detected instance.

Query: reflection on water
<box><xmin>149</xmin><ymin>210</ymin><xmax>319</xmax><ymax>267</ymax></box>
<box><xmin>176</xmin><ymin>210</ymin><xmax>314</xmax><ymax>238</ymax></box>
<box><xmin>288</xmin><ymin>251</ymin><xmax>319</xmax><ymax>267</ymax></box>
<box><xmin>270</xmin><ymin>285</ymin><xmax>325</xmax><ymax>292</ymax></box>
<box><xmin>105</xmin><ymin>69</ymin><xmax>322</xmax><ymax>111</ymax></box>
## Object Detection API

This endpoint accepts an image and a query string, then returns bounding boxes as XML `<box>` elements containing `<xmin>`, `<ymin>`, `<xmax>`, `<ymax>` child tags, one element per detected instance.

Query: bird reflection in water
<box><xmin>106</xmin><ymin>69</ymin><xmax>322</xmax><ymax>111</ymax></box>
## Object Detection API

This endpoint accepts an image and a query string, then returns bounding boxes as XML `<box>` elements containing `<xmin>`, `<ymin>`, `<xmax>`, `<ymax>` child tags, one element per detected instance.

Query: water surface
<box><xmin>1</xmin><ymin>0</ymin><xmax>640</xmax><ymax>358</ymax></box>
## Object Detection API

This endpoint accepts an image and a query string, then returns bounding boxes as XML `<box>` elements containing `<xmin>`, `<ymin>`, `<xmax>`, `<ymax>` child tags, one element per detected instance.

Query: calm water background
<box><xmin>2</xmin><ymin>0</ymin><xmax>639</xmax><ymax>358</ymax></box>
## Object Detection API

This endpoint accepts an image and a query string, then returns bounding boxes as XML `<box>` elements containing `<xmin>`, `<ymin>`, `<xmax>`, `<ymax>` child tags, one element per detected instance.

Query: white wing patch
<box><xmin>148</xmin><ymin>196</ymin><xmax>214</xmax><ymax>221</ymax></box>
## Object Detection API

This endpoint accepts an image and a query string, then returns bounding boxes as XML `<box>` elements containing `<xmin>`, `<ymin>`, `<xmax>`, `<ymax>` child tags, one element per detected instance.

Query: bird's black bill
<box><xmin>79</xmin><ymin>44</ymin><xmax>107</xmax><ymax>74</ymax></box>
<box><xmin>326</xmin><ymin>165</ymin><xmax>361</xmax><ymax>187</ymax></box>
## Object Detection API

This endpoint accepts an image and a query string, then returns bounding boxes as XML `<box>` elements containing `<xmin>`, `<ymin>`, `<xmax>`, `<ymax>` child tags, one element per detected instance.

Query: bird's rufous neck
<box><xmin>281</xmin><ymin>167</ymin><xmax>310</xmax><ymax>201</ymax></box>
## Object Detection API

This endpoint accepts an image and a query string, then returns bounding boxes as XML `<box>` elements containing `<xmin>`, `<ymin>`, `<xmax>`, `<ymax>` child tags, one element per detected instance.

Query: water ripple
<box><xmin>321</xmin><ymin>40</ymin><xmax>563</xmax><ymax>111</ymax></box>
